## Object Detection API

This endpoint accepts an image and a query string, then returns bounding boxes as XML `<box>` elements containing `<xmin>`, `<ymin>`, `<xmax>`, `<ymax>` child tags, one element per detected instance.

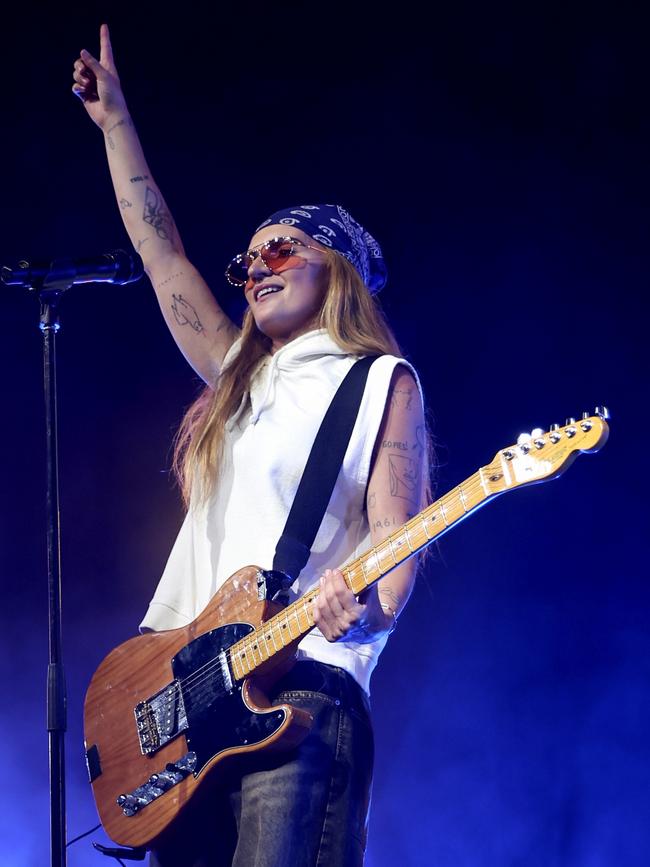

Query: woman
<box><xmin>73</xmin><ymin>24</ymin><xmax>428</xmax><ymax>867</ymax></box>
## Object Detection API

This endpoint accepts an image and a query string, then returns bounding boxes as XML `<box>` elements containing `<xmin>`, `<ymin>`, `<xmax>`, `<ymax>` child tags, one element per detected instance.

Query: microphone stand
<box><xmin>40</xmin><ymin>276</ymin><xmax>70</xmax><ymax>867</ymax></box>
<box><xmin>1</xmin><ymin>252</ymin><xmax>143</xmax><ymax>866</ymax></box>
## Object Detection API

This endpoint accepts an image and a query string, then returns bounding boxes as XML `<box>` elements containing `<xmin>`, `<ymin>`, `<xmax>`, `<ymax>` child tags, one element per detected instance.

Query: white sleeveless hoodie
<box><xmin>140</xmin><ymin>329</ymin><xmax>421</xmax><ymax>694</ymax></box>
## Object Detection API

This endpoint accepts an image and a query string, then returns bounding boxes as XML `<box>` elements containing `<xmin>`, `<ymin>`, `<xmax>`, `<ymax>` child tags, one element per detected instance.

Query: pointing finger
<box><xmin>99</xmin><ymin>22</ymin><xmax>116</xmax><ymax>72</ymax></box>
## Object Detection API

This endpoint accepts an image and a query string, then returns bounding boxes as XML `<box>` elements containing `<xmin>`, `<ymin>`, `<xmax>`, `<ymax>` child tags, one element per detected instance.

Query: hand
<box><xmin>312</xmin><ymin>569</ymin><xmax>391</xmax><ymax>644</ymax></box>
<box><xmin>72</xmin><ymin>23</ymin><xmax>127</xmax><ymax>130</ymax></box>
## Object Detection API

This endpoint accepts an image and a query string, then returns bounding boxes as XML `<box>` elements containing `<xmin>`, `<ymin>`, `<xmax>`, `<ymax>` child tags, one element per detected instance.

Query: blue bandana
<box><xmin>255</xmin><ymin>204</ymin><xmax>387</xmax><ymax>293</ymax></box>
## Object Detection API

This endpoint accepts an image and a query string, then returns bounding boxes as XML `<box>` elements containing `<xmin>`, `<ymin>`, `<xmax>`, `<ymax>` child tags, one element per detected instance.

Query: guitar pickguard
<box><xmin>170</xmin><ymin>623</ymin><xmax>288</xmax><ymax>777</ymax></box>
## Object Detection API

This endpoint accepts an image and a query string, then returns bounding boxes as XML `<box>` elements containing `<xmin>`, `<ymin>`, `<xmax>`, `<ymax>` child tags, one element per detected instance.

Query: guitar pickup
<box><xmin>134</xmin><ymin>679</ymin><xmax>188</xmax><ymax>756</ymax></box>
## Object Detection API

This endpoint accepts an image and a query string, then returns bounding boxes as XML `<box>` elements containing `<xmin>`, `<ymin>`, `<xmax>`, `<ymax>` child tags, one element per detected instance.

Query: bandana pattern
<box><xmin>256</xmin><ymin>204</ymin><xmax>387</xmax><ymax>293</ymax></box>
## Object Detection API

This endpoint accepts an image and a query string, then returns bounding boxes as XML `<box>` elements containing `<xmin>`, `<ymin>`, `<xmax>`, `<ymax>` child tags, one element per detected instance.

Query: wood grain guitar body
<box><xmin>84</xmin><ymin>565</ymin><xmax>312</xmax><ymax>849</ymax></box>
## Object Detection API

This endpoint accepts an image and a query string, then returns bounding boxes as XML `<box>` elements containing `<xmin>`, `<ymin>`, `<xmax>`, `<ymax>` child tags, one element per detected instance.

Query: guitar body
<box><xmin>84</xmin><ymin>413</ymin><xmax>609</xmax><ymax>850</ymax></box>
<box><xmin>84</xmin><ymin>565</ymin><xmax>312</xmax><ymax>849</ymax></box>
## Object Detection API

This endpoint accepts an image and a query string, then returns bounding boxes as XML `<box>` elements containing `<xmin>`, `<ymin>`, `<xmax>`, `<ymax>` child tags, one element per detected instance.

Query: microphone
<box><xmin>1</xmin><ymin>249</ymin><xmax>144</xmax><ymax>289</ymax></box>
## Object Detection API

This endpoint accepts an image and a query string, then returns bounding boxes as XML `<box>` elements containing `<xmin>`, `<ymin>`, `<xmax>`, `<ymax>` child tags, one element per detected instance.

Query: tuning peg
<box><xmin>595</xmin><ymin>405</ymin><xmax>610</xmax><ymax>419</ymax></box>
<box><xmin>516</xmin><ymin>432</ymin><xmax>532</xmax><ymax>453</ymax></box>
<box><xmin>550</xmin><ymin>423</ymin><xmax>559</xmax><ymax>431</ymax></box>
<box><xmin>565</xmin><ymin>417</ymin><xmax>576</xmax><ymax>426</ymax></box>
<box><xmin>531</xmin><ymin>428</ymin><xmax>543</xmax><ymax>438</ymax></box>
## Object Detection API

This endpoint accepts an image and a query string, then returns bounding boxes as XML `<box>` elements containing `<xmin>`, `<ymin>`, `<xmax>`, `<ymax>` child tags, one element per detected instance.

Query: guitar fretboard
<box><xmin>227</xmin><ymin>460</ymin><xmax>507</xmax><ymax>682</ymax></box>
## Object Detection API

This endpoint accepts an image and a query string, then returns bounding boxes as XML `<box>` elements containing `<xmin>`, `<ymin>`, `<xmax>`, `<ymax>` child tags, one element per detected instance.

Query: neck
<box><xmin>269</xmin><ymin>322</ymin><xmax>324</xmax><ymax>354</ymax></box>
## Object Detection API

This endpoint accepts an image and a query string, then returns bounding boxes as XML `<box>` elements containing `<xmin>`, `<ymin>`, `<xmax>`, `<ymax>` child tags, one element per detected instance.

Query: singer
<box><xmin>73</xmin><ymin>24</ymin><xmax>431</xmax><ymax>867</ymax></box>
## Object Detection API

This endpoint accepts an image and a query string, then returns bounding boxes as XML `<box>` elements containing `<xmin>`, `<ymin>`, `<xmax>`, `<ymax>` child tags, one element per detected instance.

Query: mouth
<box><xmin>254</xmin><ymin>284</ymin><xmax>284</xmax><ymax>301</ymax></box>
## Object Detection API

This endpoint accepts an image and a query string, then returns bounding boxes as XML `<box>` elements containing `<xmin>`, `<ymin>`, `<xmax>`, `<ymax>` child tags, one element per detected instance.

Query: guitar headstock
<box><xmin>489</xmin><ymin>407</ymin><xmax>610</xmax><ymax>490</ymax></box>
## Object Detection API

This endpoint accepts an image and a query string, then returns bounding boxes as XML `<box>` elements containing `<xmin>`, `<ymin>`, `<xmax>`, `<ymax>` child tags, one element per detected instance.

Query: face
<box><xmin>243</xmin><ymin>226</ymin><xmax>329</xmax><ymax>351</ymax></box>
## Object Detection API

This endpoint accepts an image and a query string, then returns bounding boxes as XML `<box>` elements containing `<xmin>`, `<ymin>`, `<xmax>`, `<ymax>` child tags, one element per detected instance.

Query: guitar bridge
<box><xmin>134</xmin><ymin>679</ymin><xmax>188</xmax><ymax>756</ymax></box>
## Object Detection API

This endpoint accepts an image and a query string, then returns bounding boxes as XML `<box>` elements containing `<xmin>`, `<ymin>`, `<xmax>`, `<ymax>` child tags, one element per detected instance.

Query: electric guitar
<box><xmin>84</xmin><ymin>410</ymin><xmax>609</xmax><ymax>848</ymax></box>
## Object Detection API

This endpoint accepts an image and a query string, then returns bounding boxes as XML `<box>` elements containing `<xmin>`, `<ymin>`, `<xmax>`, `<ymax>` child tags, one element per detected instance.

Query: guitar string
<box><xmin>151</xmin><ymin>435</ymin><xmax>583</xmax><ymax>723</ymax></box>
<box><xmin>173</xmin><ymin>597</ymin><xmax>316</xmax><ymax>701</ymax></box>
<box><xmin>161</xmin><ymin>461</ymin><xmax>530</xmax><ymax>711</ymax></box>
<box><xmin>142</xmin><ymin>437</ymin><xmax>583</xmax><ymax>721</ymax></box>
<box><xmin>150</xmin><ymin>470</ymin><xmax>500</xmax><ymax>718</ymax></box>
<box><xmin>157</xmin><ymin>464</ymin><xmax>513</xmax><ymax>715</ymax></box>
<box><xmin>157</xmin><ymin>591</ymin><xmax>324</xmax><ymax>718</ymax></box>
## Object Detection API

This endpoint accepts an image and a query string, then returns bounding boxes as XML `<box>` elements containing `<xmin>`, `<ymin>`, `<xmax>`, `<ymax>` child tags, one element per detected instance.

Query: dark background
<box><xmin>0</xmin><ymin>3</ymin><xmax>647</xmax><ymax>865</ymax></box>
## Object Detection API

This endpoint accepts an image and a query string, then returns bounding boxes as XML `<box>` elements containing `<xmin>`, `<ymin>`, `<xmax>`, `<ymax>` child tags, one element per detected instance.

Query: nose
<box><xmin>247</xmin><ymin>250</ymin><xmax>272</xmax><ymax>283</ymax></box>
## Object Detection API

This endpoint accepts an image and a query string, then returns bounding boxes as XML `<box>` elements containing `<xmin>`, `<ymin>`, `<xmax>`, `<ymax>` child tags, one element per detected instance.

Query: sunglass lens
<box><xmin>225</xmin><ymin>254</ymin><xmax>250</xmax><ymax>286</ymax></box>
<box><xmin>261</xmin><ymin>239</ymin><xmax>295</xmax><ymax>266</ymax></box>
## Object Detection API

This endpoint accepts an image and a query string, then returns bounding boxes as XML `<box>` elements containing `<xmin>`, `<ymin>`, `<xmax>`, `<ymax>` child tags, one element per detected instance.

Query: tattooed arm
<box><xmin>313</xmin><ymin>366</ymin><xmax>425</xmax><ymax>643</ymax></box>
<box><xmin>72</xmin><ymin>25</ymin><xmax>238</xmax><ymax>384</ymax></box>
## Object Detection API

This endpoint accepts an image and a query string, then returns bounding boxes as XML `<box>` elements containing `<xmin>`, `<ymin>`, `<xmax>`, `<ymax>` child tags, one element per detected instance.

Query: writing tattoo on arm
<box><xmin>120</xmin><ymin>198</ymin><xmax>132</xmax><ymax>209</ymax></box>
<box><xmin>382</xmin><ymin>439</ymin><xmax>408</xmax><ymax>451</ymax></box>
<box><xmin>143</xmin><ymin>186</ymin><xmax>174</xmax><ymax>241</ymax></box>
<box><xmin>136</xmin><ymin>238</ymin><xmax>149</xmax><ymax>253</ymax></box>
<box><xmin>130</xmin><ymin>175</ymin><xmax>150</xmax><ymax>183</ymax></box>
<box><xmin>171</xmin><ymin>294</ymin><xmax>205</xmax><ymax>334</ymax></box>
<box><xmin>106</xmin><ymin>117</ymin><xmax>133</xmax><ymax>151</ymax></box>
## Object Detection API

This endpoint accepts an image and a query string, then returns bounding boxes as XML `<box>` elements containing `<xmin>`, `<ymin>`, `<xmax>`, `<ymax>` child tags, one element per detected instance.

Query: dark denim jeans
<box><xmin>150</xmin><ymin>661</ymin><xmax>374</xmax><ymax>867</ymax></box>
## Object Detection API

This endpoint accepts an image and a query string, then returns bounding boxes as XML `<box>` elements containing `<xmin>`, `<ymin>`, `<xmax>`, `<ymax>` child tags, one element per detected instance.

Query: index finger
<box><xmin>99</xmin><ymin>22</ymin><xmax>115</xmax><ymax>71</ymax></box>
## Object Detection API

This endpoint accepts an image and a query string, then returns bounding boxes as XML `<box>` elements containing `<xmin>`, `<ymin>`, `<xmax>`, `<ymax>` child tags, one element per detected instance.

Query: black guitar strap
<box><xmin>268</xmin><ymin>354</ymin><xmax>379</xmax><ymax>601</ymax></box>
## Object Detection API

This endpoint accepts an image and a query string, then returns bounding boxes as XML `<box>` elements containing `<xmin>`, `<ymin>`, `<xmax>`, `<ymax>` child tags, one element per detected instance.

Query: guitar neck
<box><xmin>228</xmin><ymin>458</ymin><xmax>507</xmax><ymax>683</ymax></box>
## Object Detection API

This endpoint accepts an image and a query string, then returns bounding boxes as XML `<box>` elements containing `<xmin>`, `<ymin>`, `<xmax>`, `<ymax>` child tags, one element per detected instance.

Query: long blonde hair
<box><xmin>173</xmin><ymin>251</ymin><xmax>428</xmax><ymax>507</ymax></box>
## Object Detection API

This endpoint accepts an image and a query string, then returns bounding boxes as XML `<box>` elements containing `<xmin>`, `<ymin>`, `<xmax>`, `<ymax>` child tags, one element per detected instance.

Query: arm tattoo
<box><xmin>119</xmin><ymin>198</ymin><xmax>132</xmax><ymax>209</ymax></box>
<box><xmin>379</xmin><ymin>587</ymin><xmax>401</xmax><ymax>609</ymax></box>
<box><xmin>391</xmin><ymin>388</ymin><xmax>413</xmax><ymax>410</ymax></box>
<box><xmin>158</xmin><ymin>271</ymin><xmax>183</xmax><ymax>288</ymax></box>
<box><xmin>136</xmin><ymin>238</ymin><xmax>149</xmax><ymax>253</ymax></box>
<box><xmin>372</xmin><ymin>515</ymin><xmax>400</xmax><ymax>530</ymax></box>
<box><xmin>382</xmin><ymin>439</ymin><xmax>408</xmax><ymax>451</ymax></box>
<box><xmin>130</xmin><ymin>174</ymin><xmax>150</xmax><ymax>183</ymax></box>
<box><xmin>388</xmin><ymin>454</ymin><xmax>418</xmax><ymax>502</ymax></box>
<box><xmin>143</xmin><ymin>186</ymin><xmax>173</xmax><ymax>241</ymax></box>
<box><xmin>368</xmin><ymin>492</ymin><xmax>377</xmax><ymax>510</ymax></box>
<box><xmin>106</xmin><ymin>117</ymin><xmax>132</xmax><ymax>150</ymax></box>
<box><xmin>413</xmin><ymin>425</ymin><xmax>425</xmax><ymax>460</ymax></box>
<box><xmin>171</xmin><ymin>294</ymin><xmax>205</xmax><ymax>334</ymax></box>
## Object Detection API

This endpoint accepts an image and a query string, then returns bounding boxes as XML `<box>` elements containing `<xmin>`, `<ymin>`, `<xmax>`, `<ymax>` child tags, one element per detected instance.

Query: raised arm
<box><xmin>72</xmin><ymin>24</ymin><xmax>239</xmax><ymax>384</ymax></box>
